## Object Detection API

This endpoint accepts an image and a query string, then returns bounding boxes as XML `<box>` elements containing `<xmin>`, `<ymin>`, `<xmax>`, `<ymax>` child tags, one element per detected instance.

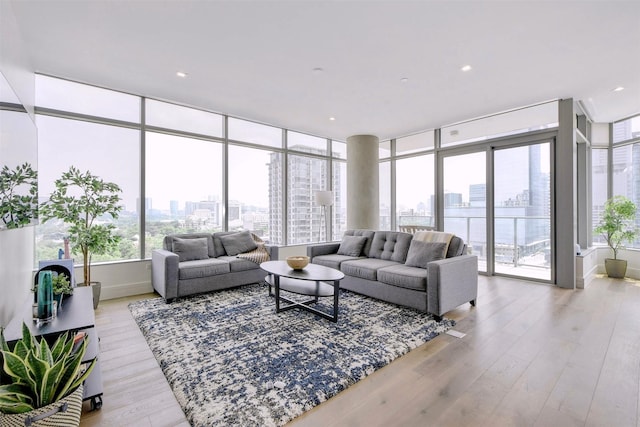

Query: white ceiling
<box><xmin>8</xmin><ymin>0</ymin><xmax>640</xmax><ymax>141</ymax></box>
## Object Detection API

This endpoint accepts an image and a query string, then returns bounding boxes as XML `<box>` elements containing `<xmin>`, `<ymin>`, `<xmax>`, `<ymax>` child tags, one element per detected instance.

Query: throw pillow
<box><xmin>337</xmin><ymin>235</ymin><xmax>368</xmax><ymax>257</ymax></box>
<box><xmin>405</xmin><ymin>240</ymin><xmax>447</xmax><ymax>268</ymax></box>
<box><xmin>219</xmin><ymin>231</ymin><xmax>258</xmax><ymax>256</ymax></box>
<box><xmin>172</xmin><ymin>237</ymin><xmax>209</xmax><ymax>262</ymax></box>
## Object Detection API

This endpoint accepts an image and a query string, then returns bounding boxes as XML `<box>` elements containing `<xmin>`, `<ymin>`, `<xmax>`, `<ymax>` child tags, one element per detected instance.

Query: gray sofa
<box><xmin>307</xmin><ymin>229</ymin><xmax>478</xmax><ymax>320</ymax></box>
<box><xmin>151</xmin><ymin>231</ymin><xmax>278</xmax><ymax>302</ymax></box>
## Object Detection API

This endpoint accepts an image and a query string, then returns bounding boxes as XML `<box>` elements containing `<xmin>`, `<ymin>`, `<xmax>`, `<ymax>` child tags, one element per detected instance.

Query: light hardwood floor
<box><xmin>79</xmin><ymin>275</ymin><xmax>640</xmax><ymax>427</ymax></box>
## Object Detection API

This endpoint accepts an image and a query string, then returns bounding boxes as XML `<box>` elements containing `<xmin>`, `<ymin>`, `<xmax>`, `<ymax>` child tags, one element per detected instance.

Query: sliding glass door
<box><xmin>442</xmin><ymin>152</ymin><xmax>487</xmax><ymax>273</ymax></box>
<box><xmin>494</xmin><ymin>143</ymin><xmax>551</xmax><ymax>280</ymax></box>
<box><xmin>441</xmin><ymin>140</ymin><xmax>552</xmax><ymax>280</ymax></box>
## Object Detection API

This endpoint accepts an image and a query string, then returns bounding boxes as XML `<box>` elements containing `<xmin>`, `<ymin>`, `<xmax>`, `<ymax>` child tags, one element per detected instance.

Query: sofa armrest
<box><xmin>426</xmin><ymin>255</ymin><xmax>478</xmax><ymax>317</ymax></box>
<box><xmin>307</xmin><ymin>242</ymin><xmax>341</xmax><ymax>260</ymax></box>
<box><xmin>265</xmin><ymin>245</ymin><xmax>279</xmax><ymax>260</ymax></box>
<box><xmin>151</xmin><ymin>249</ymin><xmax>179</xmax><ymax>302</ymax></box>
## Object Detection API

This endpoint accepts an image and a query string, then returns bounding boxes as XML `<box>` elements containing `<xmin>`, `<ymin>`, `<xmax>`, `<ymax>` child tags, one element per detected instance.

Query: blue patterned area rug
<box><xmin>129</xmin><ymin>282</ymin><xmax>455</xmax><ymax>426</ymax></box>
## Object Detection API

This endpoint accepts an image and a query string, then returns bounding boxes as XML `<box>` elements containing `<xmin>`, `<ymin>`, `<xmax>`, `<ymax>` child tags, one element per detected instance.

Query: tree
<box><xmin>594</xmin><ymin>195</ymin><xmax>638</xmax><ymax>260</ymax></box>
<box><xmin>40</xmin><ymin>166</ymin><xmax>123</xmax><ymax>285</ymax></box>
<box><xmin>0</xmin><ymin>163</ymin><xmax>38</xmax><ymax>229</ymax></box>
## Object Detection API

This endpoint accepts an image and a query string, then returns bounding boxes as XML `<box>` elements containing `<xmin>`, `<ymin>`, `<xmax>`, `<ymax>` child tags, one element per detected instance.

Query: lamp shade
<box><xmin>314</xmin><ymin>190</ymin><xmax>333</xmax><ymax>206</ymax></box>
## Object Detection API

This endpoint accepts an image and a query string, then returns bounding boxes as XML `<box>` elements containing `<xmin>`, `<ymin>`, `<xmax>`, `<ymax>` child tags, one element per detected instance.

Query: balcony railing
<box><xmin>399</xmin><ymin>214</ymin><xmax>550</xmax><ymax>279</ymax></box>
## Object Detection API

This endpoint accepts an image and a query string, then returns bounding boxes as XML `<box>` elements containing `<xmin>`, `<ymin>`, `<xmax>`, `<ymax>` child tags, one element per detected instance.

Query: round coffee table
<box><xmin>260</xmin><ymin>260</ymin><xmax>345</xmax><ymax>322</ymax></box>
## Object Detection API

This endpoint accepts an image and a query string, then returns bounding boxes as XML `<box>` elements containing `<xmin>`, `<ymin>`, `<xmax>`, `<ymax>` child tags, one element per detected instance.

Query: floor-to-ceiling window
<box><xmin>592</xmin><ymin>147</ymin><xmax>608</xmax><ymax>245</ymax></box>
<box><xmin>610</xmin><ymin>115</ymin><xmax>640</xmax><ymax>247</ymax></box>
<box><xmin>442</xmin><ymin>151</ymin><xmax>487</xmax><ymax>272</ymax></box>
<box><xmin>379</xmin><ymin>141</ymin><xmax>391</xmax><ymax>231</ymax></box>
<box><xmin>36</xmin><ymin>118</ymin><xmax>140</xmax><ymax>263</ymax></box>
<box><xmin>35</xmin><ymin>75</ymin><xmax>343</xmax><ymax>264</ymax></box>
<box><xmin>145</xmin><ymin>132</ymin><xmax>223</xmax><ymax>256</ymax></box>
<box><xmin>438</xmin><ymin>101</ymin><xmax>558</xmax><ymax>280</ymax></box>
<box><xmin>396</xmin><ymin>155</ymin><xmax>434</xmax><ymax>229</ymax></box>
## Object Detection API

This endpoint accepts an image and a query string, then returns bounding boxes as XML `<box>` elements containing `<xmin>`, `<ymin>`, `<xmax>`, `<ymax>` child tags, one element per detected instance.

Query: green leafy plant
<box><xmin>594</xmin><ymin>195</ymin><xmax>639</xmax><ymax>259</ymax></box>
<box><xmin>0</xmin><ymin>323</ymin><xmax>95</xmax><ymax>414</ymax></box>
<box><xmin>0</xmin><ymin>162</ymin><xmax>38</xmax><ymax>229</ymax></box>
<box><xmin>52</xmin><ymin>273</ymin><xmax>73</xmax><ymax>296</ymax></box>
<box><xmin>39</xmin><ymin>166</ymin><xmax>123</xmax><ymax>286</ymax></box>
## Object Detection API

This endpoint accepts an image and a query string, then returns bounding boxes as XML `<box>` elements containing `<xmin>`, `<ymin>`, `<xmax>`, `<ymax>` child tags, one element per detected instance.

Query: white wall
<box><xmin>0</xmin><ymin>1</ymin><xmax>35</xmax><ymax>114</ymax></box>
<box><xmin>0</xmin><ymin>228</ymin><xmax>35</xmax><ymax>326</ymax></box>
<box><xmin>0</xmin><ymin>1</ymin><xmax>36</xmax><ymax>327</ymax></box>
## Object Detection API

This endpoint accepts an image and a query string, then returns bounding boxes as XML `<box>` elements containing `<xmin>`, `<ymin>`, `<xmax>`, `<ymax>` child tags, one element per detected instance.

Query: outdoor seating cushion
<box><xmin>340</xmin><ymin>258</ymin><xmax>402</xmax><ymax>281</ymax></box>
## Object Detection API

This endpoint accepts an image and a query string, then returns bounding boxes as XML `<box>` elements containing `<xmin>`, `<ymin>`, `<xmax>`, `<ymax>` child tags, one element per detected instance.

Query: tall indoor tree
<box><xmin>40</xmin><ymin>166</ymin><xmax>123</xmax><ymax>307</ymax></box>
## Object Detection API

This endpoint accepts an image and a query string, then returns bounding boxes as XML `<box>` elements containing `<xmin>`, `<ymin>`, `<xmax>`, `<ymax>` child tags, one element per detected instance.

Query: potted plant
<box><xmin>0</xmin><ymin>162</ymin><xmax>38</xmax><ymax>230</ymax></box>
<box><xmin>52</xmin><ymin>272</ymin><xmax>73</xmax><ymax>309</ymax></box>
<box><xmin>0</xmin><ymin>323</ymin><xmax>95</xmax><ymax>425</ymax></box>
<box><xmin>40</xmin><ymin>166</ymin><xmax>123</xmax><ymax>308</ymax></box>
<box><xmin>594</xmin><ymin>195</ymin><xmax>639</xmax><ymax>278</ymax></box>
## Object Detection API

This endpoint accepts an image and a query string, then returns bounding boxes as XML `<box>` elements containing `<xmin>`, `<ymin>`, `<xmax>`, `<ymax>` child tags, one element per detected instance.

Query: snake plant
<box><xmin>0</xmin><ymin>322</ymin><xmax>96</xmax><ymax>414</ymax></box>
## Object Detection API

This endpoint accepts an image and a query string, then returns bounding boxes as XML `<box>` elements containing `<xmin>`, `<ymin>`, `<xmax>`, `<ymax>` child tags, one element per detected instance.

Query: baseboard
<box><xmin>100</xmin><ymin>281</ymin><xmax>154</xmax><ymax>301</ymax></box>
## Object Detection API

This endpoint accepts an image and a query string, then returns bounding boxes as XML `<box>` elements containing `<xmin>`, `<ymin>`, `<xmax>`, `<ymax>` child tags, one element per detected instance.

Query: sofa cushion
<box><xmin>178</xmin><ymin>259</ymin><xmax>230</xmax><ymax>280</ymax></box>
<box><xmin>368</xmin><ymin>231</ymin><xmax>413</xmax><ymax>262</ymax></box>
<box><xmin>217</xmin><ymin>256</ymin><xmax>260</xmax><ymax>272</ymax></box>
<box><xmin>172</xmin><ymin>237</ymin><xmax>210</xmax><ymax>262</ymax></box>
<box><xmin>405</xmin><ymin>241</ymin><xmax>447</xmax><ymax>268</ymax></box>
<box><xmin>377</xmin><ymin>265</ymin><xmax>428</xmax><ymax>291</ymax></box>
<box><xmin>337</xmin><ymin>235</ymin><xmax>368</xmax><ymax>257</ymax></box>
<box><xmin>164</xmin><ymin>233</ymin><xmax>216</xmax><ymax>258</ymax></box>
<box><xmin>219</xmin><ymin>231</ymin><xmax>258</xmax><ymax>256</ymax></box>
<box><xmin>343</xmin><ymin>230</ymin><xmax>376</xmax><ymax>257</ymax></box>
<box><xmin>341</xmin><ymin>258</ymin><xmax>402</xmax><ymax>281</ymax></box>
<box><xmin>447</xmin><ymin>236</ymin><xmax>466</xmax><ymax>257</ymax></box>
<box><xmin>312</xmin><ymin>254</ymin><xmax>362</xmax><ymax>270</ymax></box>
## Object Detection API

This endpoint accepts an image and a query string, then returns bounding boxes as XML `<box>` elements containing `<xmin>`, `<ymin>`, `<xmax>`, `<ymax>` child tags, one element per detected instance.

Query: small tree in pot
<box><xmin>594</xmin><ymin>195</ymin><xmax>639</xmax><ymax>278</ymax></box>
<box><xmin>40</xmin><ymin>166</ymin><xmax>123</xmax><ymax>308</ymax></box>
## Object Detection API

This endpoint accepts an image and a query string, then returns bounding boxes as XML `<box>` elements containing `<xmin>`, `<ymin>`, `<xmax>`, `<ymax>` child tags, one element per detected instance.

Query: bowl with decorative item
<box><xmin>286</xmin><ymin>255</ymin><xmax>310</xmax><ymax>270</ymax></box>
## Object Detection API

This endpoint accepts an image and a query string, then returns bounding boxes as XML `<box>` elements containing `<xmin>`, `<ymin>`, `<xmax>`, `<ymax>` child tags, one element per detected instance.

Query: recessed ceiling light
<box><xmin>400</xmin><ymin>78</ymin><xmax>409</xmax><ymax>83</ymax></box>
<box><xmin>176</xmin><ymin>71</ymin><xmax>188</xmax><ymax>78</ymax></box>
<box><xmin>461</xmin><ymin>65</ymin><xmax>472</xmax><ymax>72</ymax></box>
<box><xmin>613</xmin><ymin>86</ymin><xmax>625</xmax><ymax>92</ymax></box>
<box><xmin>329</xmin><ymin>117</ymin><xmax>336</xmax><ymax>121</ymax></box>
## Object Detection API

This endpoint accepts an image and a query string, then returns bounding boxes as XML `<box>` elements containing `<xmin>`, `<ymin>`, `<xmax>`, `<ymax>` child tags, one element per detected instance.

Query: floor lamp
<box><xmin>315</xmin><ymin>191</ymin><xmax>333</xmax><ymax>242</ymax></box>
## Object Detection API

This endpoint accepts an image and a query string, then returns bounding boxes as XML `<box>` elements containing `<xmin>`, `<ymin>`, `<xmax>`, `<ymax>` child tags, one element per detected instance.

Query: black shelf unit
<box><xmin>3</xmin><ymin>286</ymin><xmax>103</xmax><ymax>410</ymax></box>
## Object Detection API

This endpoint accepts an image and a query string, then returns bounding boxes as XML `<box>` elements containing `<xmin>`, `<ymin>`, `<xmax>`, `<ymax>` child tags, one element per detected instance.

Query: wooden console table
<box><xmin>3</xmin><ymin>286</ymin><xmax>103</xmax><ymax>410</ymax></box>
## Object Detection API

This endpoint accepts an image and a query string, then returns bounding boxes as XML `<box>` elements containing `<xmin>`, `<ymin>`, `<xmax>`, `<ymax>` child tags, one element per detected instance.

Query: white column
<box><xmin>347</xmin><ymin>134</ymin><xmax>379</xmax><ymax>229</ymax></box>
